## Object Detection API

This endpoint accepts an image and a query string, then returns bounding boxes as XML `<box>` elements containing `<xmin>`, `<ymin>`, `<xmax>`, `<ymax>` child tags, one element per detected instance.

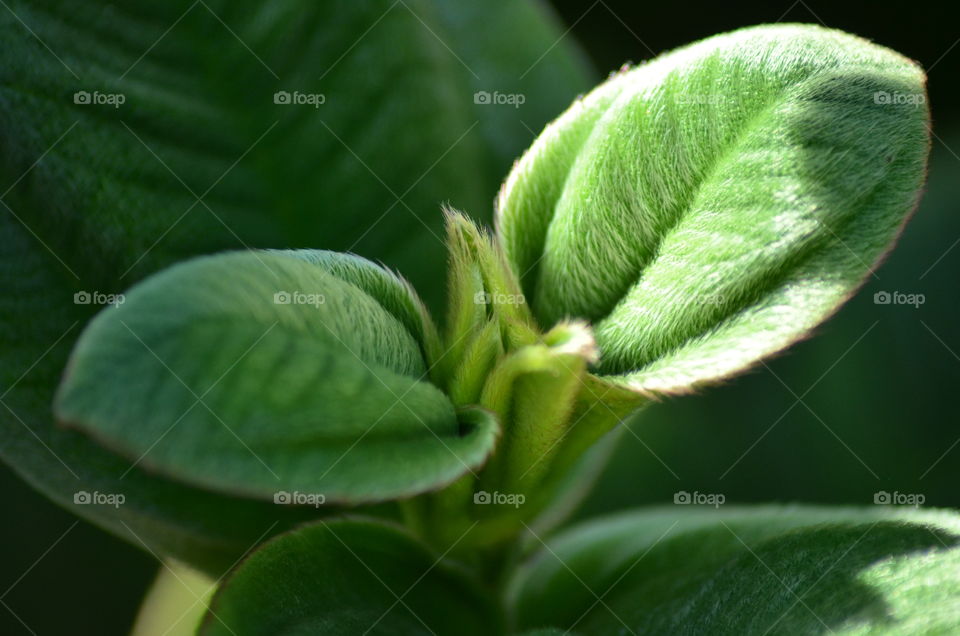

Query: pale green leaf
<box><xmin>497</xmin><ymin>24</ymin><xmax>929</xmax><ymax>394</ymax></box>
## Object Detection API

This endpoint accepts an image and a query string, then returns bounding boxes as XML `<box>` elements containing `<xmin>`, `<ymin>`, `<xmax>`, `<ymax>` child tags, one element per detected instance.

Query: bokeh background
<box><xmin>2</xmin><ymin>1</ymin><xmax>958</xmax><ymax>633</ymax></box>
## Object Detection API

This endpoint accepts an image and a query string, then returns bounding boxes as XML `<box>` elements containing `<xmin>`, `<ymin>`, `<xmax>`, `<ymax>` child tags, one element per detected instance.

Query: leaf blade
<box><xmin>201</xmin><ymin>519</ymin><xmax>502</xmax><ymax>636</ymax></box>
<box><xmin>496</xmin><ymin>24</ymin><xmax>929</xmax><ymax>394</ymax></box>
<box><xmin>54</xmin><ymin>251</ymin><xmax>498</xmax><ymax>503</ymax></box>
<box><xmin>511</xmin><ymin>505</ymin><xmax>960</xmax><ymax>635</ymax></box>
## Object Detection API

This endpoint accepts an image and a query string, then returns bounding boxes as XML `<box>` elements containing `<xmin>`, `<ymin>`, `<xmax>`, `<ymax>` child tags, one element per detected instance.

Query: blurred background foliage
<box><xmin>2</xmin><ymin>0</ymin><xmax>958</xmax><ymax>634</ymax></box>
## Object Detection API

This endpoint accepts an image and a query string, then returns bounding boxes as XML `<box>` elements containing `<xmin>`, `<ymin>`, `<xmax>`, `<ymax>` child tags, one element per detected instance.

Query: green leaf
<box><xmin>275</xmin><ymin>249</ymin><xmax>443</xmax><ymax>368</ymax></box>
<box><xmin>0</xmin><ymin>0</ymin><xmax>590</xmax><ymax>571</ymax></box>
<box><xmin>496</xmin><ymin>24</ymin><xmax>929</xmax><ymax>395</ymax></box>
<box><xmin>201</xmin><ymin>519</ymin><xmax>502</xmax><ymax>636</ymax></box>
<box><xmin>55</xmin><ymin>250</ymin><xmax>498</xmax><ymax>503</ymax></box>
<box><xmin>510</xmin><ymin>505</ymin><xmax>960</xmax><ymax>635</ymax></box>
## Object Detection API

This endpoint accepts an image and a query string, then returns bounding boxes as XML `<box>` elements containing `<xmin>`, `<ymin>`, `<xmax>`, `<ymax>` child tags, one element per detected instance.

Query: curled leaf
<box><xmin>55</xmin><ymin>250</ymin><xmax>498</xmax><ymax>503</ymax></box>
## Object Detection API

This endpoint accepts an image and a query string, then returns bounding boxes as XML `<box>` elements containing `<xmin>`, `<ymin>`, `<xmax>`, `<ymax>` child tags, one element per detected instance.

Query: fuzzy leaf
<box><xmin>201</xmin><ymin>519</ymin><xmax>501</xmax><ymax>635</ymax></box>
<box><xmin>55</xmin><ymin>251</ymin><xmax>498</xmax><ymax>503</ymax></box>
<box><xmin>497</xmin><ymin>24</ymin><xmax>929</xmax><ymax>394</ymax></box>
<box><xmin>511</xmin><ymin>506</ymin><xmax>960</xmax><ymax>635</ymax></box>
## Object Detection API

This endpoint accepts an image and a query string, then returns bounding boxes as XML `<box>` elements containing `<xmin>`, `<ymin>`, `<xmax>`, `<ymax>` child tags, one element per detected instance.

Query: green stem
<box><xmin>130</xmin><ymin>562</ymin><xmax>216</xmax><ymax>636</ymax></box>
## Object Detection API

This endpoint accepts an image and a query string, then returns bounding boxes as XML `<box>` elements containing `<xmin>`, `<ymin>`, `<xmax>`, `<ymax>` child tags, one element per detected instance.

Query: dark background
<box><xmin>3</xmin><ymin>1</ymin><xmax>958</xmax><ymax>633</ymax></box>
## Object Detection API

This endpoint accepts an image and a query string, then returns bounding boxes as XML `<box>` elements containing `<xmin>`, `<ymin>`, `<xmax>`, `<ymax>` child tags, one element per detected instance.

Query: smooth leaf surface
<box><xmin>202</xmin><ymin>519</ymin><xmax>501</xmax><ymax>636</ymax></box>
<box><xmin>511</xmin><ymin>506</ymin><xmax>960</xmax><ymax>635</ymax></box>
<box><xmin>55</xmin><ymin>251</ymin><xmax>498</xmax><ymax>503</ymax></box>
<box><xmin>0</xmin><ymin>0</ymin><xmax>590</xmax><ymax>571</ymax></box>
<box><xmin>496</xmin><ymin>24</ymin><xmax>929</xmax><ymax>394</ymax></box>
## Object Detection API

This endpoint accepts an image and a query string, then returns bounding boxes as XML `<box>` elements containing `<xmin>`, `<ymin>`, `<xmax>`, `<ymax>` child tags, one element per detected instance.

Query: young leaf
<box><xmin>55</xmin><ymin>251</ymin><xmax>498</xmax><ymax>503</ymax></box>
<box><xmin>201</xmin><ymin>519</ymin><xmax>502</xmax><ymax>635</ymax></box>
<box><xmin>496</xmin><ymin>24</ymin><xmax>929</xmax><ymax>394</ymax></box>
<box><xmin>478</xmin><ymin>321</ymin><xmax>599</xmax><ymax>500</ymax></box>
<box><xmin>510</xmin><ymin>506</ymin><xmax>960</xmax><ymax>634</ymax></box>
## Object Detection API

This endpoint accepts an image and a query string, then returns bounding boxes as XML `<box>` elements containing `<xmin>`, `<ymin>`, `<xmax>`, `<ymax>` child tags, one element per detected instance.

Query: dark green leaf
<box><xmin>55</xmin><ymin>251</ymin><xmax>498</xmax><ymax>503</ymax></box>
<box><xmin>0</xmin><ymin>0</ymin><xmax>590</xmax><ymax>571</ymax></box>
<box><xmin>201</xmin><ymin>519</ymin><xmax>502</xmax><ymax>636</ymax></box>
<box><xmin>511</xmin><ymin>506</ymin><xmax>960</xmax><ymax>634</ymax></box>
